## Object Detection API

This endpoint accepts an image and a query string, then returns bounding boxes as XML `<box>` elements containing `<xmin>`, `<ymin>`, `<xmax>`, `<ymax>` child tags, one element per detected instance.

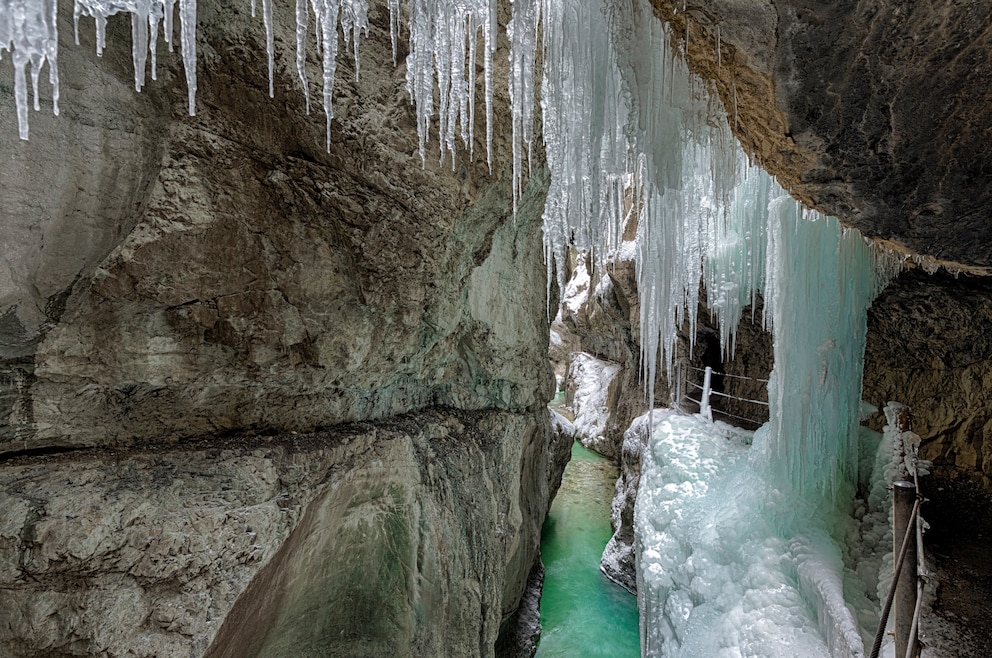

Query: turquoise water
<box><xmin>536</xmin><ymin>441</ymin><xmax>640</xmax><ymax>657</ymax></box>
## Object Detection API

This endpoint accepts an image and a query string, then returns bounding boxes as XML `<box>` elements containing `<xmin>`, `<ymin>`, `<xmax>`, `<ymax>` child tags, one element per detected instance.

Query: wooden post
<box><xmin>893</xmin><ymin>480</ymin><xmax>918</xmax><ymax>658</ymax></box>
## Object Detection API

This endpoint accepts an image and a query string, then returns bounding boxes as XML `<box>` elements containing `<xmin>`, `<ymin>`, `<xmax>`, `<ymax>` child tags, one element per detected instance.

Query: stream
<box><xmin>536</xmin><ymin>440</ymin><xmax>640</xmax><ymax>657</ymax></box>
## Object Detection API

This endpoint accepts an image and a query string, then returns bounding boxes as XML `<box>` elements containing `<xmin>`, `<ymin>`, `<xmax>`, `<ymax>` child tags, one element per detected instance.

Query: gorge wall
<box><xmin>651</xmin><ymin>0</ymin><xmax>992</xmax><ymax>273</ymax></box>
<box><xmin>0</xmin><ymin>0</ymin><xmax>565</xmax><ymax>655</ymax></box>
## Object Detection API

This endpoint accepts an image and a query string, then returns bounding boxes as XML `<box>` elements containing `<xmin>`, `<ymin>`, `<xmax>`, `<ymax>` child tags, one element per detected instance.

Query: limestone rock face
<box><xmin>0</xmin><ymin>409</ymin><xmax>565</xmax><ymax>657</ymax></box>
<box><xmin>0</xmin><ymin>0</ymin><xmax>559</xmax><ymax>654</ymax></box>
<box><xmin>1</xmin><ymin>0</ymin><xmax>553</xmax><ymax>453</ymax></box>
<box><xmin>652</xmin><ymin>0</ymin><xmax>992</xmax><ymax>271</ymax></box>
<box><xmin>600</xmin><ymin>417</ymin><xmax>649</xmax><ymax>593</ymax></box>
<box><xmin>864</xmin><ymin>270</ymin><xmax>992</xmax><ymax>489</ymax></box>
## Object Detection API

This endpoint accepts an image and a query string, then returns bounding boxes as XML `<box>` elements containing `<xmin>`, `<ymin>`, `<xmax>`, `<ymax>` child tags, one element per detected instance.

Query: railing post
<box><xmin>700</xmin><ymin>366</ymin><xmax>713</xmax><ymax>422</ymax></box>
<box><xmin>893</xmin><ymin>480</ymin><xmax>918</xmax><ymax>658</ymax></box>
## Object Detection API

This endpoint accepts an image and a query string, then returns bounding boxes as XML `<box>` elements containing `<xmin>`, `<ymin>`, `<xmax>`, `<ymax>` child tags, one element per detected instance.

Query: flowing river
<box><xmin>536</xmin><ymin>440</ymin><xmax>640</xmax><ymax>657</ymax></box>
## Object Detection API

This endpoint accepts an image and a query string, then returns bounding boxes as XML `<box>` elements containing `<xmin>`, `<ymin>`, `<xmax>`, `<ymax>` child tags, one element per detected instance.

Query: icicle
<box><xmin>149</xmin><ymin>7</ymin><xmax>160</xmax><ymax>79</ymax></box>
<box><xmin>163</xmin><ymin>0</ymin><xmax>175</xmax><ymax>51</ymax></box>
<box><xmin>387</xmin><ymin>0</ymin><xmax>399</xmax><ymax>63</ymax></box>
<box><xmin>482</xmin><ymin>0</ymin><xmax>494</xmax><ymax>170</ymax></box>
<box><xmin>295</xmin><ymin>0</ymin><xmax>310</xmax><ymax>113</ymax></box>
<box><xmin>507</xmin><ymin>0</ymin><xmax>540</xmax><ymax>213</ymax></box>
<box><xmin>716</xmin><ymin>24</ymin><xmax>720</xmax><ymax>71</ymax></box>
<box><xmin>1</xmin><ymin>0</ymin><xmax>60</xmax><ymax>139</ymax></box>
<box><xmin>130</xmin><ymin>8</ymin><xmax>149</xmax><ymax>91</ymax></box>
<box><xmin>312</xmin><ymin>0</ymin><xmax>340</xmax><ymax>152</ymax></box>
<box><xmin>178</xmin><ymin>0</ymin><xmax>196</xmax><ymax>114</ymax></box>
<box><xmin>262</xmin><ymin>0</ymin><xmax>273</xmax><ymax>97</ymax></box>
<box><xmin>340</xmin><ymin>0</ymin><xmax>368</xmax><ymax>80</ymax></box>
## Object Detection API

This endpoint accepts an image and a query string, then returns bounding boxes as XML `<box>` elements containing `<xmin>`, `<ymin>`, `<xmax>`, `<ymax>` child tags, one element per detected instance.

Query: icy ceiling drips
<box><xmin>1</xmin><ymin>0</ymin><xmax>60</xmax><ymax>139</ymax></box>
<box><xmin>1</xmin><ymin>0</ymin><xmax>901</xmax><ymax>496</ymax></box>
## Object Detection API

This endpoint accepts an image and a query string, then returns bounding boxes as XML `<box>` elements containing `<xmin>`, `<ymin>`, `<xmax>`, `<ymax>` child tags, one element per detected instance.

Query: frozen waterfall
<box><xmin>2</xmin><ymin>0</ymin><xmax>906</xmax><ymax>655</ymax></box>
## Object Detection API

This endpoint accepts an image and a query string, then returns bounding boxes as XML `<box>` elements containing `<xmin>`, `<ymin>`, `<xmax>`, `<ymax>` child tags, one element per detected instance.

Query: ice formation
<box><xmin>634</xmin><ymin>411</ymin><xmax>910</xmax><ymax>658</ymax></box>
<box><xmin>1</xmin><ymin>0</ymin><xmax>60</xmax><ymax>139</ymax></box>
<box><xmin>566</xmin><ymin>352</ymin><xmax>621</xmax><ymax>452</ymax></box>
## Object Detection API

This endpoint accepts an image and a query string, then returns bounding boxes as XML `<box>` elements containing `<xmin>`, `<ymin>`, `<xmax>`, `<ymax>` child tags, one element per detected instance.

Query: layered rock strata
<box><xmin>0</xmin><ymin>408</ymin><xmax>569</xmax><ymax>657</ymax></box>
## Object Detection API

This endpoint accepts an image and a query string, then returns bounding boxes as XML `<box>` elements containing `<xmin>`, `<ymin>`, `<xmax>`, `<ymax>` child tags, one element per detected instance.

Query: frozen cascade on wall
<box><xmin>634</xmin><ymin>409</ymin><xmax>909</xmax><ymax>658</ymax></box>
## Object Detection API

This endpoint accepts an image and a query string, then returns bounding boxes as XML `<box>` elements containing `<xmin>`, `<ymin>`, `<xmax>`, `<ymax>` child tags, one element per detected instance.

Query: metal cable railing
<box><xmin>685</xmin><ymin>364</ymin><xmax>770</xmax><ymax>383</ymax></box>
<box><xmin>677</xmin><ymin>364</ymin><xmax>769</xmax><ymax>425</ymax></box>
<box><xmin>682</xmin><ymin>394</ymin><xmax>765</xmax><ymax>426</ymax></box>
<box><xmin>868</xmin><ymin>410</ymin><xmax>927</xmax><ymax>658</ymax></box>
<box><xmin>870</xmin><ymin>494</ymin><xmax>921</xmax><ymax>658</ymax></box>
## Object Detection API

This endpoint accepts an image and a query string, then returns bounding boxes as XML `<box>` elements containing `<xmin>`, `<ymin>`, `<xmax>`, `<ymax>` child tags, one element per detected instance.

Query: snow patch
<box><xmin>635</xmin><ymin>412</ymin><xmax>873</xmax><ymax>658</ymax></box>
<box><xmin>566</xmin><ymin>352</ymin><xmax>620</xmax><ymax>452</ymax></box>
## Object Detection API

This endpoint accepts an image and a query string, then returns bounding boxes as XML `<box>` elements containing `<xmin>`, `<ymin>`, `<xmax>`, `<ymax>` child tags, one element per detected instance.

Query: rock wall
<box><xmin>649</xmin><ymin>0</ymin><xmax>992</xmax><ymax>273</ymax></box>
<box><xmin>0</xmin><ymin>408</ymin><xmax>568</xmax><ymax>657</ymax></box>
<box><xmin>1</xmin><ymin>0</ymin><xmax>553</xmax><ymax>453</ymax></box>
<box><xmin>1</xmin><ymin>0</ymin><xmax>559</xmax><ymax>655</ymax></box>
<box><xmin>864</xmin><ymin>269</ymin><xmax>992</xmax><ymax>490</ymax></box>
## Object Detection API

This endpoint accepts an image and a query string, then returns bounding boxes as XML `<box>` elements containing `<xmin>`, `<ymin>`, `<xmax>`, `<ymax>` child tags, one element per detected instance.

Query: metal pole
<box><xmin>893</xmin><ymin>480</ymin><xmax>918</xmax><ymax>658</ymax></box>
<box><xmin>700</xmin><ymin>366</ymin><xmax>713</xmax><ymax>421</ymax></box>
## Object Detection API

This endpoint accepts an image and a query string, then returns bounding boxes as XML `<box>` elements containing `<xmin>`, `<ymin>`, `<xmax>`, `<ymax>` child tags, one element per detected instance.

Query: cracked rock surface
<box><xmin>0</xmin><ymin>408</ymin><xmax>567</xmax><ymax>657</ymax></box>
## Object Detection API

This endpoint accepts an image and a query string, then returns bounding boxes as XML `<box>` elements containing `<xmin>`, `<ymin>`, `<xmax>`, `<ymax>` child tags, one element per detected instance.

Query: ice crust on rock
<box><xmin>566</xmin><ymin>352</ymin><xmax>620</xmax><ymax>453</ymax></box>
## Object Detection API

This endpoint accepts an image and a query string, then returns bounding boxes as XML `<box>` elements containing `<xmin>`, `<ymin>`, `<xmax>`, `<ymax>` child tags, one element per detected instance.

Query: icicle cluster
<box><xmin>4</xmin><ymin>0</ymin><xmax>903</xmax><ymax>499</ymax></box>
<box><xmin>72</xmin><ymin>0</ymin><xmax>196</xmax><ymax>114</ymax></box>
<box><xmin>506</xmin><ymin>0</ymin><xmax>539</xmax><ymax>211</ymax></box>
<box><xmin>405</xmin><ymin>0</ymin><xmax>495</xmax><ymax>166</ymax></box>
<box><xmin>1</xmin><ymin>0</ymin><xmax>60</xmax><ymax>139</ymax></box>
<box><xmin>5</xmin><ymin>0</ymin><xmax>502</xmax><ymax>162</ymax></box>
<box><xmin>533</xmin><ymin>0</ymin><xmax>901</xmax><ymax>499</ymax></box>
<box><xmin>539</xmin><ymin>0</ymin><xmax>630</xmax><ymax>295</ymax></box>
<box><xmin>535</xmin><ymin>0</ymin><xmax>742</xmax><ymax>405</ymax></box>
<box><xmin>306</xmin><ymin>0</ymin><xmax>370</xmax><ymax>150</ymax></box>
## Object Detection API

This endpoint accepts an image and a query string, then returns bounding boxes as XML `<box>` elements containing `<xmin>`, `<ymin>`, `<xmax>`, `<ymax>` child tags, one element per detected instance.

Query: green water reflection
<box><xmin>536</xmin><ymin>440</ymin><xmax>640</xmax><ymax>657</ymax></box>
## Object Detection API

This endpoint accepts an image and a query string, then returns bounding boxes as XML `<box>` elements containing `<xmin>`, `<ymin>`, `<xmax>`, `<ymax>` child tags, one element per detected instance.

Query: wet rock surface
<box><xmin>864</xmin><ymin>269</ymin><xmax>992</xmax><ymax>489</ymax></box>
<box><xmin>920</xmin><ymin>476</ymin><xmax>992</xmax><ymax>658</ymax></box>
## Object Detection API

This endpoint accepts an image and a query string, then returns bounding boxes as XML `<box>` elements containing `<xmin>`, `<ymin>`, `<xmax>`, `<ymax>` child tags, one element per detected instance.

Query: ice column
<box><xmin>763</xmin><ymin>198</ymin><xmax>900</xmax><ymax>499</ymax></box>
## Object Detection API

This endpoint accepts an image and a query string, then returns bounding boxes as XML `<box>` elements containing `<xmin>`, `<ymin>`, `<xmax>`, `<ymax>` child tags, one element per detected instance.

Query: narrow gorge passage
<box><xmin>536</xmin><ymin>439</ymin><xmax>639</xmax><ymax>657</ymax></box>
